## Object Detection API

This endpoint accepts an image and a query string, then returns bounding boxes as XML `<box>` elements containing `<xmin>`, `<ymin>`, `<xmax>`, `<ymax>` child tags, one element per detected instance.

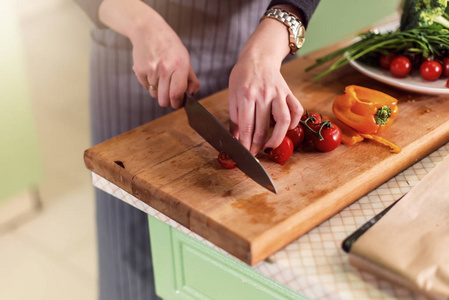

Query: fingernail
<box><xmin>264</xmin><ymin>148</ymin><xmax>273</xmax><ymax>154</ymax></box>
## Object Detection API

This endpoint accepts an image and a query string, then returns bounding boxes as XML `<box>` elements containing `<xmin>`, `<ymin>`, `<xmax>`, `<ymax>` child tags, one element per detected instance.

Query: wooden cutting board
<box><xmin>84</xmin><ymin>44</ymin><xmax>449</xmax><ymax>265</ymax></box>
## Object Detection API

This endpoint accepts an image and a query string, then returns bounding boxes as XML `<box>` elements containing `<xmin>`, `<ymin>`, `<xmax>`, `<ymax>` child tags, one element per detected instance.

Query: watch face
<box><xmin>295</xmin><ymin>25</ymin><xmax>305</xmax><ymax>48</ymax></box>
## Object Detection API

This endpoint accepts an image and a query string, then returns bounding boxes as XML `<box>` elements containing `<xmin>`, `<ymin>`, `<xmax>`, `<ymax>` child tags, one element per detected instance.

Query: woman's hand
<box><xmin>229</xmin><ymin>56</ymin><xmax>302</xmax><ymax>155</ymax></box>
<box><xmin>99</xmin><ymin>0</ymin><xmax>200</xmax><ymax>109</ymax></box>
<box><xmin>130</xmin><ymin>21</ymin><xmax>200</xmax><ymax>108</ymax></box>
<box><xmin>229</xmin><ymin>15</ymin><xmax>303</xmax><ymax>155</ymax></box>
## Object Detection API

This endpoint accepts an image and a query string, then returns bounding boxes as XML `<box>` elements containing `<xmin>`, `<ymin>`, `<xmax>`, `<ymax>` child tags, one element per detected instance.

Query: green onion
<box><xmin>306</xmin><ymin>25</ymin><xmax>449</xmax><ymax>80</ymax></box>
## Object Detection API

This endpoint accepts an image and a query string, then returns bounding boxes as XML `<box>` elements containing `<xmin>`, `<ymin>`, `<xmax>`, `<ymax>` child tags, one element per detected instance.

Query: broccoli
<box><xmin>400</xmin><ymin>0</ymin><xmax>449</xmax><ymax>31</ymax></box>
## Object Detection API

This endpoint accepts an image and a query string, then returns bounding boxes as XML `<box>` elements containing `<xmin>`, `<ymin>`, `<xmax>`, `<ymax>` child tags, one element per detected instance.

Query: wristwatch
<box><xmin>261</xmin><ymin>8</ymin><xmax>305</xmax><ymax>55</ymax></box>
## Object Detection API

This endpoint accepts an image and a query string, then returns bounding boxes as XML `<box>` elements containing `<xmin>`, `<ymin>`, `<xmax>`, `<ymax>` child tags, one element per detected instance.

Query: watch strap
<box><xmin>261</xmin><ymin>8</ymin><xmax>304</xmax><ymax>55</ymax></box>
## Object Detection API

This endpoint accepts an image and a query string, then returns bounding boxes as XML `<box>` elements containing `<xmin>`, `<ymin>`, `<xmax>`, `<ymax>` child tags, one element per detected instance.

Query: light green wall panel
<box><xmin>0</xmin><ymin>1</ymin><xmax>41</xmax><ymax>201</ymax></box>
<box><xmin>300</xmin><ymin>0</ymin><xmax>402</xmax><ymax>55</ymax></box>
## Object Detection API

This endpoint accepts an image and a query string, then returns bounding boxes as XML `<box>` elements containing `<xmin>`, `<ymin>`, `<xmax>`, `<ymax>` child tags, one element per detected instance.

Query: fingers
<box><xmin>230</xmin><ymin>86</ymin><xmax>301</xmax><ymax>155</ymax></box>
<box><xmin>169</xmin><ymin>69</ymin><xmax>189</xmax><ymax>109</ymax></box>
<box><xmin>157</xmin><ymin>72</ymin><xmax>171</xmax><ymax>107</ymax></box>
<box><xmin>235</xmin><ymin>88</ymin><xmax>271</xmax><ymax>155</ymax></box>
<box><xmin>264</xmin><ymin>95</ymin><xmax>291</xmax><ymax>151</ymax></box>
<box><xmin>187</xmin><ymin>66</ymin><xmax>200</xmax><ymax>96</ymax></box>
<box><xmin>286</xmin><ymin>93</ymin><xmax>304</xmax><ymax>129</ymax></box>
<box><xmin>228</xmin><ymin>93</ymin><xmax>239</xmax><ymax>140</ymax></box>
<box><xmin>135</xmin><ymin>59</ymin><xmax>199</xmax><ymax>109</ymax></box>
<box><xmin>237</xmin><ymin>93</ymin><xmax>256</xmax><ymax>152</ymax></box>
<box><xmin>138</xmin><ymin>72</ymin><xmax>158</xmax><ymax>100</ymax></box>
<box><xmin>250</xmin><ymin>100</ymin><xmax>271</xmax><ymax>155</ymax></box>
<box><xmin>148</xmin><ymin>85</ymin><xmax>158</xmax><ymax>99</ymax></box>
<box><xmin>155</xmin><ymin>62</ymin><xmax>198</xmax><ymax>109</ymax></box>
<box><xmin>147</xmin><ymin>73</ymin><xmax>158</xmax><ymax>99</ymax></box>
<box><xmin>169</xmin><ymin>64</ymin><xmax>201</xmax><ymax>109</ymax></box>
<box><xmin>133</xmin><ymin>60</ymin><xmax>148</xmax><ymax>87</ymax></box>
<box><xmin>263</xmin><ymin>93</ymin><xmax>303</xmax><ymax>151</ymax></box>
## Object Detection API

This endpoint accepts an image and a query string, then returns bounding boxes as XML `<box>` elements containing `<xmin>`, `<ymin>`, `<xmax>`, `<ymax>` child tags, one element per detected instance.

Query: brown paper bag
<box><xmin>349</xmin><ymin>154</ymin><xmax>449</xmax><ymax>300</ymax></box>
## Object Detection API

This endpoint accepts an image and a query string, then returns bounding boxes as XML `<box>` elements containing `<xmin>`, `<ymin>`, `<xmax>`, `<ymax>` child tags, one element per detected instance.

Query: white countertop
<box><xmin>92</xmin><ymin>142</ymin><xmax>448</xmax><ymax>300</ymax></box>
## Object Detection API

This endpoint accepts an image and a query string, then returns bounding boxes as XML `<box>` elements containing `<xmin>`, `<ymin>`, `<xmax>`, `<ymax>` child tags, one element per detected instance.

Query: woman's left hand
<box><xmin>229</xmin><ymin>56</ymin><xmax>302</xmax><ymax>155</ymax></box>
<box><xmin>228</xmin><ymin>15</ymin><xmax>303</xmax><ymax>155</ymax></box>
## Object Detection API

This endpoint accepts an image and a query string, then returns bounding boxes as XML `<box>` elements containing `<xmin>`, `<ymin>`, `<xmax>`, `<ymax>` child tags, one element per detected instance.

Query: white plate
<box><xmin>348</xmin><ymin>23</ymin><xmax>449</xmax><ymax>95</ymax></box>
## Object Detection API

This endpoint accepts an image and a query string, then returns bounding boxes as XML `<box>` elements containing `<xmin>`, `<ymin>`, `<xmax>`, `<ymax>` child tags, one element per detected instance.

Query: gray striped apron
<box><xmin>90</xmin><ymin>1</ymin><xmax>269</xmax><ymax>299</ymax></box>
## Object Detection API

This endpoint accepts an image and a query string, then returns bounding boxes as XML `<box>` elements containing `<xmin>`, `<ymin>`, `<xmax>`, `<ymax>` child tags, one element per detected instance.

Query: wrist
<box><xmin>239</xmin><ymin>18</ymin><xmax>291</xmax><ymax>66</ymax></box>
<box><xmin>128</xmin><ymin>8</ymin><xmax>165</xmax><ymax>42</ymax></box>
<box><xmin>262</xmin><ymin>6</ymin><xmax>305</xmax><ymax>56</ymax></box>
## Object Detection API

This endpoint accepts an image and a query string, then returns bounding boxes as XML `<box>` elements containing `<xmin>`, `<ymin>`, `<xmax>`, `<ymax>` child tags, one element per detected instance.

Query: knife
<box><xmin>183</xmin><ymin>92</ymin><xmax>277</xmax><ymax>194</ymax></box>
<box><xmin>342</xmin><ymin>197</ymin><xmax>402</xmax><ymax>253</ymax></box>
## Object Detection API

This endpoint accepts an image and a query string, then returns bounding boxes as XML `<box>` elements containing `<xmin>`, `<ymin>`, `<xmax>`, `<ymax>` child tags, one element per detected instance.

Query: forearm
<box><xmin>239</xmin><ymin>4</ymin><xmax>304</xmax><ymax>67</ymax></box>
<box><xmin>98</xmin><ymin>0</ymin><xmax>165</xmax><ymax>41</ymax></box>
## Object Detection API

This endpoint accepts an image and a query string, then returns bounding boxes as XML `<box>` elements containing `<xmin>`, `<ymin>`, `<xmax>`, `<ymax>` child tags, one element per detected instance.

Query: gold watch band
<box><xmin>261</xmin><ymin>8</ymin><xmax>305</xmax><ymax>55</ymax></box>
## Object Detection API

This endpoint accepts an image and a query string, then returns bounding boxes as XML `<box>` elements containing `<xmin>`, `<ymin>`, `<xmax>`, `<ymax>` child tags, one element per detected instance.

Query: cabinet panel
<box><xmin>149</xmin><ymin>216</ymin><xmax>307</xmax><ymax>300</ymax></box>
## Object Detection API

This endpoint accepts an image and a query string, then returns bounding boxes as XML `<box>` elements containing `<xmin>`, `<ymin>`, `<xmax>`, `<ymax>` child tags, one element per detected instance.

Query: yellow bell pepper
<box><xmin>332</xmin><ymin>85</ymin><xmax>399</xmax><ymax>135</ymax></box>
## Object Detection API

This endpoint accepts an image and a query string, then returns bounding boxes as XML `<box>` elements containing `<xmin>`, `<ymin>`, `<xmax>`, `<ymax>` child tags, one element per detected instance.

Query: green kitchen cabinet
<box><xmin>148</xmin><ymin>216</ymin><xmax>308</xmax><ymax>300</ymax></box>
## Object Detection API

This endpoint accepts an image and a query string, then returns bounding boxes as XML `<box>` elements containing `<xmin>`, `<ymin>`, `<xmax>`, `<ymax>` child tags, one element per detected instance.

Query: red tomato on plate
<box><xmin>442</xmin><ymin>57</ymin><xmax>449</xmax><ymax>77</ymax></box>
<box><xmin>420</xmin><ymin>60</ymin><xmax>442</xmax><ymax>81</ymax></box>
<box><xmin>379</xmin><ymin>53</ymin><xmax>396</xmax><ymax>70</ymax></box>
<box><xmin>390</xmin><ymin>56</ymin><xmax>411</xmax><ymax>78</ymax></box>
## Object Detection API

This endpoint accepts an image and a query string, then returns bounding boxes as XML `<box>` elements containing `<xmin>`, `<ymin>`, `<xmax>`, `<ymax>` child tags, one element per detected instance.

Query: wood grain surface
<box><xmin>84</xmin><ymin>44</ymin><xmax>449</xmax><ymax>265</ymax></box>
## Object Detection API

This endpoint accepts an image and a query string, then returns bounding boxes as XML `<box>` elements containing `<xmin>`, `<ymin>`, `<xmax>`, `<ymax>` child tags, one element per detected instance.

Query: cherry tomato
<box><xmin>217</xmin><ymin>151</ymin><xmax>236</xmax><ymax>169</ymax></box>
<box><xmin>419</xmin><ymin>60</ymin><xmax>443</xmax><ymax>81</ymax></box>
<box><xmin>446</xmin><ymin>79</ymin><xmax>449</xmax><ymax>88</ymax></box>
<box><xmin>442</xmin><ymin>57</ymin><xmax>449</xmax><ymax>77</ymax></box>
<box><xmin>379</xmin><ymin>53</ymin><xmax>396</xmax><ymax>70</ymax></box>
<box><xmin>390</xmin><ymin>56</ymin><xmax>411</xmax><ymax>78</ymax></box>
<box><xmin>300</xmin><ymin>111</ymin><xmax>322</xmax><ymax>140</ymax></box>
<box><xmin>301</xmin><ymin>111</ymin><xmax>322</xmax><ymax>126</ymax></box>
<box><xmin>311</xmin><ymin>121</ymin><xmax>342</xmax><ymax>152</ymax></box>
<box><xmin>268</xmin><ymin>136</ymin><xmax>294</xmax><ymax>164</ymax></box>
<box><xmin>286</xmin><ymin>125</ymin><xmax>305</xmax><ymax>149</ymax></box>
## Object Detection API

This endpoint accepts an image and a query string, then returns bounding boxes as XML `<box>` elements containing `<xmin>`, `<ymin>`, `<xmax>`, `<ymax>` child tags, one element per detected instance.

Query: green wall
<box><xmin>301</xmin><ymin>0</ymin><xmax>402</xmax><ymax>55</ymax></box>
<box><xmin>0</xmin><ymin>1</ymin><xmax>41</xmax><ymax>201</ymax></box>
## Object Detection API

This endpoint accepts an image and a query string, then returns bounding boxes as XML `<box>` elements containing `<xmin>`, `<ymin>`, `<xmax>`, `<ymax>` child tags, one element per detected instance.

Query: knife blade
<box><xmin>183</xmin><ymin>92</ymin><xmax>277</xmax><ymax>194</ymax></box>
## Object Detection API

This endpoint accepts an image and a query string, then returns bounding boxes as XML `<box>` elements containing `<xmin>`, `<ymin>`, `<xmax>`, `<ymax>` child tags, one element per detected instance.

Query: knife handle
<box><xmin>182</xmin><ymin>91</ymin><xmax>194</xmax><ymax>107</ymax></box>
<box><xmin>341</xmin><ymin>195</ymin><xmax>404</xmax><ymax>253</ymax></box>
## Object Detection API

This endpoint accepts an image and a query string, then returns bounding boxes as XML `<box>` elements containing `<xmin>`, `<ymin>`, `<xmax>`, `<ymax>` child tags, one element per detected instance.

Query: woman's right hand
<box><xmin>99</xmin><ymin>0</ymin><xmax>200</xmax><ymax>109</ymax></box>
<box><xmin>129</xmin><ymin>20</ymin><xmax>200</xmax><ymax>109</ymax></box>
